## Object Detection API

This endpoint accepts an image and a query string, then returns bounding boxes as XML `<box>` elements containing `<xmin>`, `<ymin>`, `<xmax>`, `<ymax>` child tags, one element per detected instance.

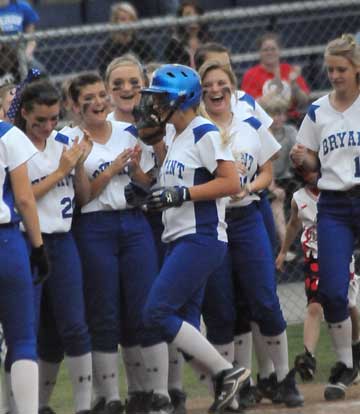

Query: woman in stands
<box><xmin>241</xmin><ymin>32</ymin><xmax>310</xmax><ymax>125</ymax></box>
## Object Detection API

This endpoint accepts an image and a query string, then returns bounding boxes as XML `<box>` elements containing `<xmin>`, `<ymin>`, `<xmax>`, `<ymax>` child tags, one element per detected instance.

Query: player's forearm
<box><xmin>88</xmin><ymin>167</ymin><xmax>117</xmax><ymax>201</ymax></box>
<box><xmin>11</xmin><ymin>166</ymin><xmax>43</xmax><ymax>247</ymax></box>
<box><xmin>248</xmin><ymin>167</ymin><xmax>272</xmax><ymax>193</ymax></box>
<box><xmin>74</xmin><ymin>165</ymin><xmax>91</xmax><ymax>207</ymax></box>
<box><xmin>130</xmin><ymin>167</ymin><xmax>153</xmax><ymax>188</ymax></box>
<box><xmin>32</xmin><ymin>169</ymin><xmax>65</xmax><ymax>200</ymax></box>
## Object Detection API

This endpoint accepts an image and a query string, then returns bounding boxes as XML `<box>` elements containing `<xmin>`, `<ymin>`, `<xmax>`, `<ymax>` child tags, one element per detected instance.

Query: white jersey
<box><xmin>27</xmin><ymin>130</ymin><xmax>75</xmax><ymax>234</ymax></box>
<box><xmin>0</xmin><ymin>122</ymin><xmax>37</xmax><ymax>224</ymax></box>
<box><xmin>159</xmin><ymin>116</ymin><xmax>233</xmax><ymax>243</ymax></box>
<box><xmin>231</xmin><ymin>90</ymin><xmax>273</xmax><ymax>128</ymax></box>
<box><xmin>65</xmin><ymin>121</ymin><xmax>152</xmax><ymax>213</ymax></box>
<box><xmin>293</xmin><ymin>187</ymin><xmax>319</xmax><ymax>259</ymax></box>
<box><xmin>227</xmin><ymin>116</ymin><xmax>281</xmax><ymax>208</ymax></box>
<box><xmin>106</xmin><ymin>114</ymin><xmax>155</xmax><ymax>175</ymax></box>
<box><xmin>296</xmin><ymin>94</ymin><xmax>360</xmax><ymax>190</ymax></box>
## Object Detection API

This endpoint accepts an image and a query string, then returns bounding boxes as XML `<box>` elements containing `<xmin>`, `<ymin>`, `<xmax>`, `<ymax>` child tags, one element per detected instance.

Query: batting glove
<box><xmin>147</xmin><ymin>186</ymin><xmax>191</xmax><ymax>211</ymax></box>
<box><xmin>30</xmin><ymin>245</ymin><xmax>50</xmax><ymax>285</ymax></box>
<box><xmin>124</xmin><ymin>181</ymin><xmax>151</xmax><ymax>207</ymax></box>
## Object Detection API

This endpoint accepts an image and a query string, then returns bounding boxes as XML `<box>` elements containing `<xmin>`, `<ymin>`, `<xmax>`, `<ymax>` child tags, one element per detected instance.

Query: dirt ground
<box><xmin>187</xmin><ymin>383</ymin><xmax>360</xmax><ymax>413</ymax></box>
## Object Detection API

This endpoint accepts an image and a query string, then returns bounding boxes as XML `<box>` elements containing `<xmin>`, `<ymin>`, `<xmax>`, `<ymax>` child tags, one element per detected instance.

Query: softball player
<box><xmin>105</xmin><ymin>54</ymin><xmax>188</xmax><ymax>414</ymax></box>
<box><xmin>131</xmin><ymin>63</ymin><xmax>251</xmax><ymax>413</ymax></box>
<box><xmin>14</xmin><ymin>80</ymin><xmax>93</xmax><ymax>414</ymax></box>
<box><xmin>199</xmin><ymin>60</ymin><xmax>303</xmax><ymax>408</ymax></box>
<box><xmin>194</xmin><ymin>42</ymin><xmax>277</xmax><ymax>253</ymax></box>
<box><xmin>67</xmin><ymin>73</ymin><xmax>168</xmax><ymax>414</ymax></box>
<box><xmin>0</xmin><ymin>120</ymin><xmax>47</xmax><ymax>414</ymax></box>
<box><xmin>276</xmin><ymin>171</ymin><xmax>360</xmax><ymax>382</ymax></box>
<box><xmin>291</xmin><ymin>33</ymin><xmax>360</xmax><ymax>400</ymax></box>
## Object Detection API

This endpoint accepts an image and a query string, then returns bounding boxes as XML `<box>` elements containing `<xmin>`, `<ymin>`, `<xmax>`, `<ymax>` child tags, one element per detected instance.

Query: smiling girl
<box><xmin>291</xmin><ymin>33</ymin><xmax>360</xmax><ymax>401</ymax></box>
<box><xmin>14</xmin><ymin>79</ymin><xmax>93</xmax><ymax>414</ymax></box>
<box><xmin>67</xmin><ymin>72</ymin><xmax>167</xmax><ymax>414</ymax></box>
<box><xmin>199</xmin><ymin>60</ymin><xmax>303</xmax><ymax>408</ymax></box>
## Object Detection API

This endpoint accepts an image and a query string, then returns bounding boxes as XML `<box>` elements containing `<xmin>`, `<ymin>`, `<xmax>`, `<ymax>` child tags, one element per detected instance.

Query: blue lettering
<box><xmin>164</xmin><ymin>159</ymin><xmax>186</xmax><ymax>179</ymax></box>
<box><xmin>328</xmin><ymin>135</ymin><xmax>338</xmax><ymax>152</ymax></box>
<box><xmin>348</xmin><ymin>131</ymin><xmax>356</xmax><ymax>146</ymax></box>
<box><xmin>336</xmin><ymin>132</ymin><xmax>346</xmax><ymax>147</ymax></box>
<box><xmin>177</xmin><ymin>162</ymin><xmax>185</xmax><ymax>179</ymax></box>
<box><xmin>322</xmin><ymin>139</ymin><xmax>329</xmax><ymax>156</ymax></box>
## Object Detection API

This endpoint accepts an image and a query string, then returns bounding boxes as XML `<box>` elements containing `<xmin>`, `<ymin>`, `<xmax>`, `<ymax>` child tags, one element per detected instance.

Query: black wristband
<box><xmin>182</xmin><ymin>187</ymin><xmax>191</xmax><ymax>201</ymax></box>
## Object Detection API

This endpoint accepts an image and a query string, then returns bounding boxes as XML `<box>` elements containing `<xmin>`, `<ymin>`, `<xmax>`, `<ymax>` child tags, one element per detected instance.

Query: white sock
<box><xmin>122</xmin><ymin>346</ymin><xmax>146</xmax><ymax>394</ymax></box>
<box><xmin>38</xmin><ymin>360</ymin><xmax>60</xmax><ymax>408</ymax></box>
<box><xmin>234</xmin><ymin>333</ymin><xmax>252</xmax><ymax>370</ymax></box>
<box><xmin>328</xmin><ymin>317</ymin><xmax>353</xmax><ymax>368</ymax></box>
<box><xmin>213</xmin><ymin>342</ymin><xmax>234</xmax><ymax>364</ymax></box>
<box><xmin>141</xmin><ymin>342</ymin><xmax>169</xmax><ymax>398</ymax></box>
<box><xmin>251</xmin><ymin>322</ymin><xmax>274</xmax><ymax>378</ymax></box>
<box><xmin>65</xmin><ymin>353</ymin><xmax>92</xmax><ymax>412</ymax></box>
<box><xmin>92</xmin><ymin>351</ymin><xmax>120</xmax><ymax>403</ymax></box>
<box><xmin>11</xmin><ymin>360</ymin><xmax>38</xmax><ymax>414</ymax></box>
<box><xmin>262</xmin><ymin>331</ymin><xmax>289</xmax><ymax>382</ymax></box>
<box><xmin>173</xmin><ymin>322</ymin><xmax>232</xmax><ymax>376</ymax></box>
<box><xmin>188</xmin><ymin>359</ymin><xmax>213</xmax><ymax>395</ymax></box>
<box><xmin>168</xmin><ymin>344</ymin><xmax>184</xmax><ymax>391</ymax></box>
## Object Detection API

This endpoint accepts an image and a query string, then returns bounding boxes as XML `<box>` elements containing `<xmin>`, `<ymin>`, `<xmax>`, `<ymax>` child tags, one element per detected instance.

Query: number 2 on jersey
<box><xmin>61</xmin><ymin>196</ymin><xmax>74</xmax><ymax>218</ymax></box>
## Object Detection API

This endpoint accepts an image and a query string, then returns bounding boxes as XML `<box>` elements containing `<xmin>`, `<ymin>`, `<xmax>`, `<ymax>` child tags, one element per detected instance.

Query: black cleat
<box><xmin>91</xmin><ymin>397</ymin><xmax>106</xmax><ymax>414</ymax></box>
<box><xmin>39</xmin><ymin>407</ymin><xmax>56</xmax><ymax>414</ymax></box>
<box><xmin>126</xmin><ymin>391</ymin><xmax>152</xmax><ymax>413</ymax></box>
<box><xmin>149</xmin><ymin>393</ymin><xmax>174</xmax><ymax>413</ymax></box>
<box><xmin>324</xmin><ymin>362</ymin><xmax>358</xmax><ymax>401</ymax></box>
<box><xmin>169</xmin><ymin>389</ymin><xmax>187</xmax><ymax>414</ymax></box>
<box><xmin>105</xmin><ymin>400</ymin><xmax>125</xmax><ymax>414</ymax></box>
<box><xmin>255</xmin><ymin>372</ymin><xmax>278</xmax><ymax>402</ymax></box>
<box><xmin>238</xmin><ymin>382</ymin><xmax>257</xmax><ymax>409</ymax></box>
<box><xmin>208</xmin><ymin>366</ymin><xmax>251</xmax><ymax>413</ymax></box>
<box><xmin>294</xmin><ymin>348</ymin><xmax>317</xmax><ymax>381</ymax></box>
<box><xmin>272</xmin><ymin>369</ymin><xmax>304</xmax><ymax>407</ymax></box>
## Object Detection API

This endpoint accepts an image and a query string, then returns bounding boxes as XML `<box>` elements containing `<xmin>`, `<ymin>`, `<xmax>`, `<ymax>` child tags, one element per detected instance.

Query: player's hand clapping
<box><xmin>108</xmin><ymin>148</ymin><xmax>133</xmax><ymax>176</ymax></box>
<box><xmin>77</xmin><ymin>130</ymin><xmax>93</xmax><ymax>165</ymax></box>
<box><xmin>57</xmin><ymin>144</ymin><xmax>83</xmax><ymax>178</ymax></box>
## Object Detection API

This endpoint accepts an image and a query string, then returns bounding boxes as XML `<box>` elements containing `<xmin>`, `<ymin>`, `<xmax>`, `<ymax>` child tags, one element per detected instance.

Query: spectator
<box><xmin>0</xmin><ymin>0</ymin><xmax>44</xmax><ymax>76</ymax></box>
<box><xmin>261</xmin><ymin>94</ymin><xmax>298</xmax><ymax>259</ymax></box>
<box><xmin>241</xmin><ymin>32</ymin><xmax>310</xmax><ymax>125</ymax></box>
<box><xmin>97</xmin><ymin>2</ymin><xmax>155</xmax><ymax>76</ymax></box>
<box><xmin>0</xmin><ymin>0</ymin><xmax>39</xmax><ymax>34</ymax></box>
<box><xmin>163</xmin><ymin>0</ymin><xmax>210</xmax><ymax>67</ymax></box>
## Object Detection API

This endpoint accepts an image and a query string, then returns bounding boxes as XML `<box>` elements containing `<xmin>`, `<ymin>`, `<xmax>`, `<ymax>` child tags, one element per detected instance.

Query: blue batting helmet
<box><xmin>143</xmin><ymin>64</ymin><xmax>202</xmax><ymax>111</ymax></box>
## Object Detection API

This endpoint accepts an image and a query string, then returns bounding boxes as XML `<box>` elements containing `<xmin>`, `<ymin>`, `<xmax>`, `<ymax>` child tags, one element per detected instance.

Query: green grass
<box><xmin>50</xmin><ymin>323</ymin><xmax>335</xmax><ymax>413</ymax></box>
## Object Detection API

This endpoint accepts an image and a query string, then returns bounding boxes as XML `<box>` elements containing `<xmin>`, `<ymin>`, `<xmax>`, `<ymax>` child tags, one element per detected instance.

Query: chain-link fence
<box><xmin>1</xmin><ymin>0</ymin><xmax>360</xmax><ymax>322</ymax></box>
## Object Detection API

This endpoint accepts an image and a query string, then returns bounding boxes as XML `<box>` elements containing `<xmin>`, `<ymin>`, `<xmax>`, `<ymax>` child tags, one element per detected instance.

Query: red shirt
<box><xmin>241</xmin><ymin>62</ymin><xmax>310</xmax><ymax>99</ymax></box>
